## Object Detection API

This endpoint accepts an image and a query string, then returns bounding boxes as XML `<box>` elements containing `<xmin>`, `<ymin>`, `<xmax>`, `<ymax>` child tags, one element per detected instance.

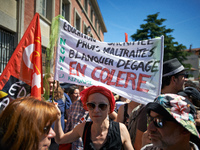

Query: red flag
<box><xmin>125</xmin><ymin>33</ymin><xmax>128</xmax><ymax>42</ymax></box>
<box><xmin>0</xmin><ymin>13</ymin><xmax>43</xmax><ymax>100</ymax></box>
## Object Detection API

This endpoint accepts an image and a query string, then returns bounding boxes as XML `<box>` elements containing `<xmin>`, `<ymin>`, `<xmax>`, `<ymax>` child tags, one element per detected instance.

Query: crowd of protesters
<box><xmin>0</xmin><ymin>57</ymin><xmax>200</xmax><ymax>150</ymax></box>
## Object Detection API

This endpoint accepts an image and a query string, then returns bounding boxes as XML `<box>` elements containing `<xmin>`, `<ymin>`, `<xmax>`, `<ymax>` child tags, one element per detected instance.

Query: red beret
<box><xmin>80</xmin><ymin>85</ymin><xmax>115</xmax><ymax>113</ymax></box>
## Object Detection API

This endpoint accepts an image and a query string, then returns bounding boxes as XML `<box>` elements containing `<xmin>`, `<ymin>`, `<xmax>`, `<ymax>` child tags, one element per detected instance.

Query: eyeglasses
<box><xmin>147</xmin><ymin>115</ymin><xmax>164</xmax><ymax>128</ymax></box>
<box><xmin>175</xmin><ymin>73</ymin><xmax>188</xmax><ymax>78</ymax></box>
<box><xmin>86</xmin><ymin>102</ymin><xmax>108</xmax><ymax>111</ymax></box>
<box><xmin>43</xmin><ymin>125</ymin><xmax>51</xmax><ymax>135</ymax></box>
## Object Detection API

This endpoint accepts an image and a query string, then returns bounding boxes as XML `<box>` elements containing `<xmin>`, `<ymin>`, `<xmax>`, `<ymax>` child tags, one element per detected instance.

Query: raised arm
<box><xmin>54</xmin><ymin>106</ymin><xmax>84</xmax><ymax>144</ymax></box>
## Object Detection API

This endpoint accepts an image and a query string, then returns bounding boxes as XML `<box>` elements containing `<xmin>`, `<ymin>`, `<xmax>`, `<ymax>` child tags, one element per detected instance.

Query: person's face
<box><xmin>87</xmin><ymin>93</ymin><xmax>110</xmax><ymax>123</ymax></box>
<box><xmin>71</xmin><ymin>89</ymin><xmax>80</xmax><ymax>102</ymax></box>
<box><xmin>38</xmin><ymin>127</ymin><xmax>56</xmax><ymax>150</ymax></box>
<box><xmin>78</xmin><ymin>85</ymin><xmax>87</xmax><ymax>92</ymax></box>
<box><xmin>147</xmin><ymin>111</ymin><xmax>184</xmax><ymax>149</ymax></box>
<box><xmin>174</xmin><ymin>71</ymin><xmax>186</xmax><ymax>92</ymax></box>
<box><xmin>45</xmin><ymin>77</ymin><xmax>57</xmax><ymax>95</ymax></box>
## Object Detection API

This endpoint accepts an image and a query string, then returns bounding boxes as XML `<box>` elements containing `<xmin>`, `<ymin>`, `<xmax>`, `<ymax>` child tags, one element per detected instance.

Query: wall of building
<box><xmin>0</xmin><ymin>0</ymin><xmax>17</xmax><ymax>33</ymax></box>
<box><xmin>0</xmin><ymin>0</ymin><xmax>106</xmax><ymax>73</ymax></box>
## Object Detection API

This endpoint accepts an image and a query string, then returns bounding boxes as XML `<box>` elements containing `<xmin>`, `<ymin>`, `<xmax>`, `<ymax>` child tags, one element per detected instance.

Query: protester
<box><xmin>117</xmin><ymin>100</ymin><xmax>140</xmax><ymax>127</ymax></box>
<box><xmin>117</xmin><ymin>99</ymin><xmax>142</xmax><ymax>148</ymax></box>
<box><xmin>184</xmin><ymin>80</ymin><xmax>200</xmax><ymax>91</ymax></box>
<box><xmin>43</xmin><ymin>73</ymin><xmax>72</xmax><ymax>149</ymax></box>
<box><xmin>161</xmin><ymin>58</ymin><xmax>187</xmax><ymax>94</ymax></box>
<box><xmin>60</xmin><ymin>83</ymin><xmax>76</xmax><ymax>94</ymax></box>
<box><xmin>68</xmin><ymin>85</ymin><xmax>80</xmax><ymax>103</ymax></box>
<box><xmin>141</xmin><ymin>94</ymin><xmax>200</xmax><ymax>150</ymax></box>
<box><xmin>62</xmin><ymin>85</ymin><xmax>117</xmax><ymax>150</ymax></box>
<box><xmin>178</xmin><ymin>87</ymin><xmax>200</xmax><ymax>148</ymax></box>
<box><xmin>43</xmin><ymin>73</ymin><xmax>72</xmax><ymax>130</ymax></box>
<box><xmin>134</xmin><ymin>58</ymin><xmax>187</xmax><ymax>150</ymax></box>
<box><xmin>115</xmin><ymin>96</ymin><xmax>131</xmax><ymax>111</ymax></box>
<box><xmin>178</xmin><ymin>86</ymin><xmax>200</xmax><ymax>108</ymax></box>
<box><xmin>0</xmin><ymin>96</ymin><xmax>58</xmax><ymax>150</ymax></box>
<box><xmin>64</xmin><ymin>85</ymin><xmax>88</xmax><ymax>150</ymax></box>
<box><xmin>54</xmin><ymin>85</ymin><xmax>133</xmax><ymax>150</ymax></box>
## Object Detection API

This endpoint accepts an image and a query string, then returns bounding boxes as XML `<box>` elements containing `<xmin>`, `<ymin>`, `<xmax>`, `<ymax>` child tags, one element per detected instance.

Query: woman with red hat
<box><xmin>54</xmin><ymin>85</ymin><xmax>133</xmax><ymax>150</ymax></box>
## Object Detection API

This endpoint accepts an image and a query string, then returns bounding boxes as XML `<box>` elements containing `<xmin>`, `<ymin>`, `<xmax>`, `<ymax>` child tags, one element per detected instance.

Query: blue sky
<box><xmin>97</xmin><ymin>0</ymin><xmax>200</xmax><ymax>49</ymax></box>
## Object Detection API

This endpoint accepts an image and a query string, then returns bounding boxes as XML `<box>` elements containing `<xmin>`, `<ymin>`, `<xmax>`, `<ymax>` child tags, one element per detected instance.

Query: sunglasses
<box><xmin>147</xmin><ymin>115</ymin><xmax>164</xmax><ymax>128</ymax></box>
<box><xmin>86</xmin><ymin>102</ymin><xmax>108</xmax><ymax>111</ymax></box>
<box><xmin>43</xmin><ymin>125</ymin><xmax>51</xmax><ymax>135</ymax></box>
<box><xmin>175</xmin><ymin>73</ymin><xmax>188</xmax><ymax>78</ymax></box>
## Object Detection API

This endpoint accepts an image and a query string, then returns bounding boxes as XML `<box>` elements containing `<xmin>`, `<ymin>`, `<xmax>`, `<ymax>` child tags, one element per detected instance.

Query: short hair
<box><xmin>0</xmin><ymin>97</ymin><xmax>58</xmax><ymax>150</ymax></box>
<box><xmin>161</xmin><ymin>72</ymin><xmax>182</xmax><ymax>89</ymax></box>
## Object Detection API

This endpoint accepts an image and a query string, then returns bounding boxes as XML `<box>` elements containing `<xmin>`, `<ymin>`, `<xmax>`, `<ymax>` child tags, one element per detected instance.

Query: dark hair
<box><xmin>161</xmin><ymin>76</ymin><xmax>172</xmax><ymax>89</ymax></box>
<box><xmin>161</xmin><ymin>72</ymin><xmax>182</xmax><ymax>89</ymax></box>
<box><xmin>68</xmin><ymin>85</ymin><xmax>79</xmax><ymax>102</ymax></box>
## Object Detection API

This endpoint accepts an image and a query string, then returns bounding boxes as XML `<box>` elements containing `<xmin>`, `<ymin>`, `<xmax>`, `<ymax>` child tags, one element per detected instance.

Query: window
<box><xmin>40</xmin><ymin>0</ymin><xmax>47</xmax><ymax>17</ymax></box>
<box><xmin>95</xmin><ymin>18</ymin><xmax>98</xmax><ymax>29</ymax></box>
<box><xmin>84</xmin><ymin>0</ymin><xmax>88</xmax><ymax>13</ymax></box>
<box><xmin>84</xmin><ymin>24</ymin><xmax>88</xmax><ymax>35</ymax></box>
<box><xmin>75</xmin><ymin>12</ymin><xmax>81</xmax><ymax>31</ymax></box>
<box><xmin>39</xmin><ymin>0</ymin><xmax>52</xmax><ymax>21</ymax></box>
<box><xmin>0</xmin><ymin>29</ymin><xmax>15</xmax><ymax>73</ymax></box>
<box><xmin>42</xmin><ymin>47</ymin><xmax>46</xmax><ymax>69</ymax></box>
<box><xmin>90</xmin><ymin>34</ymin><xmax>93</xmax><ymax>38</ymax></box>
<box><xmin>98</xmin><ymin>25</ymin><xmax>101</xmax><ymax>35</ymax></box>
<box><xmin>62</xmin><ymin>0</ymin><xmax>71</xmax><ymax>22</ymax></box>
<box><xmin>90</xmin><ymin>9</ymin><xmax>93</xmax><ymax>23</ymax></box>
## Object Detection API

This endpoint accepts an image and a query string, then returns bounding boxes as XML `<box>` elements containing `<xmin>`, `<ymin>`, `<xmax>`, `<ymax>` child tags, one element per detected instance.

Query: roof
<box><xmin>91</xmin><ymin>0</ymin><xmax>107</xmax><ymax>33</ymax></box>
<box><xmin>185</xmin><ymin>48</ymin><xmax>200</xmax><ymax>52</ymax></box>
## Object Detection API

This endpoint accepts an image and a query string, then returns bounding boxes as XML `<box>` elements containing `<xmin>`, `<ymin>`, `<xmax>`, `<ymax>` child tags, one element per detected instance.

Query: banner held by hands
<box><xmin>54</xmin><ymin>18</ymin><xmax>164</xmax><ymax>104</ymax></box>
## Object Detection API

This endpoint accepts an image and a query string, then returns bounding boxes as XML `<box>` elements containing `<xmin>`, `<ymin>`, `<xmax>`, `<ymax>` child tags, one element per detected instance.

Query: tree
<box><xmin>131</xmin><ymin>12</ymin><xmax>190</xmax><ymax>67</ymax></box>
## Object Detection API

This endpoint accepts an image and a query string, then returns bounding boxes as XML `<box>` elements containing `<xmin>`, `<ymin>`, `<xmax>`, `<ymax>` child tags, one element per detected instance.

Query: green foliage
<box><xmin>131</xmin><ymin>12</ymin><xmax>190</xmax><ymax>66</ymax></box>
<box><xmin>45</xmin><ymin>15</ymin><xmax>65</xmax><ymax>74</ymax></box>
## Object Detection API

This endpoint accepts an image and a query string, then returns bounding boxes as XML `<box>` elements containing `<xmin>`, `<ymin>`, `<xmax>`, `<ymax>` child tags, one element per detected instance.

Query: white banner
<box><xmin>55</xmin><ymin>18</ymin><xmax>164</xmax><ymax>104</ymax></box>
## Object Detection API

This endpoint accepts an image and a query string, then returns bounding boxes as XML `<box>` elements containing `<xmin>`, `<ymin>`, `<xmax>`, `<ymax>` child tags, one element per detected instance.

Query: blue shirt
<box><xmin>50</xmin><ymin>93</ymin><xmax>72</xmax><ymax>131</ymax></box>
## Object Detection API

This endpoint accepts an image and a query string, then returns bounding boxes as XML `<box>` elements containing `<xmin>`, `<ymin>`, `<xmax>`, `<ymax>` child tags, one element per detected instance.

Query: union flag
<box><xmin>0</xmin><ymin>13</ymin><xmax>43</xmax><ymax>101</ymax></box>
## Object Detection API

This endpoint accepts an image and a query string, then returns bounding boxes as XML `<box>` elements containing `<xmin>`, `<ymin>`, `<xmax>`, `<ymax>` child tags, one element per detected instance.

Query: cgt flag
<box><xmin>0</xmin><ymin>13</ymin><xmax>43</xmax><ymax>102</ymax></box>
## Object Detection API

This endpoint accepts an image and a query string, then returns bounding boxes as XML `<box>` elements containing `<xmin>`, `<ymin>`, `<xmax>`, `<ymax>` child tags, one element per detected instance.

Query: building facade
<box><xmin>0</xmin><ymin>0</ymin><xmax>107</xmax><ymax>73</ymax></box>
